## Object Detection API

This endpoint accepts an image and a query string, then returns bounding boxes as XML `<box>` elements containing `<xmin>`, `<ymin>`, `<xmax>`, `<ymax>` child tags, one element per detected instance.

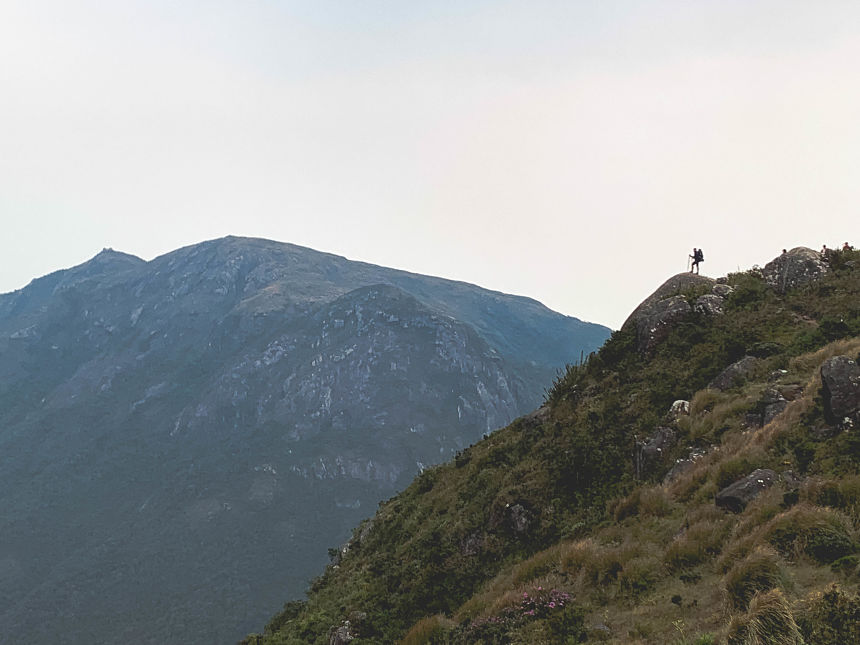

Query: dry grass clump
<box><xmin>723</xmin><ymin>546</ymin><xmax>786</xmax><ymax>610</ymax></box>
<box><xmin>559</xmin><ymin>537</ymin><xmax>665</xmax><ymax>598</ymax></box>
<box><xmin>687</xmin><ymin>388</ymin><xmax>758</xmax><ymax>441</ymax></box>
<box><xmin>726</xmin><ymin>589</ymin><xmax>803</xmax><ymax>645</ymax></box>
<box><xmin>613</xmin><ymin>486</ymin><xmax>673</xmax><ymax>521</ymax></box>
<box><xmin>664</xmin><ymin>507</ymin><xmax>733</xmax><ymax>570</ymax></box>
<box><xmin>400</xmin><ymin>614</ymin><xmax>456</xmax><ymax>645</ymax></box>
<box><xmin>788</xmin><ymin>337</ymin><xmax>860</xmax><ymax>374</ymax></box>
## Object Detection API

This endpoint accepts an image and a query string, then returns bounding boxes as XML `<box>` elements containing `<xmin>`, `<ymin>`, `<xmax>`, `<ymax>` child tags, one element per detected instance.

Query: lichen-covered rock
<box><xmin>622</xmin><ymin>273</ymin><xmax>715</xmax><ymax>353</ymax></box>
<box><xmin>820</xmin><ymin>355</ymin><xmax>860</xmax><ymax>428</ymax></box>
<box><xmin>634</xmin><ymin>426</ymin><xmax>677</xmax><ymax>479</ymax></box>
<box><xmin>695</xmin><ymin>293</ymin><xmax>725</xmax><ymax>316</ymax></box>
<box><xmin>715</xmin><ymin>468</ymin><xmax>778</xmax><ymax>513</ymax></box>
<box><xmin>762</xmin><ymin>247</ymin><xmax>828</xmax><ymax>293</ymax></box>
<box><xmin>712</xmin><ymin>283</ymin><xmax>734</xmax><ymax>297</ymax></box>
<box><xmin>709</xmin><ymin>356</ymin><xmax>760</xmax><ymax>391</ymax></box>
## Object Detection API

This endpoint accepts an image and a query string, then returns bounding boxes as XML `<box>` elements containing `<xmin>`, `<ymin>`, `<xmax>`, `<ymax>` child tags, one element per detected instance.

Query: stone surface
<box><xmin>669</xmin><ymin>400</ymin><xmax>691</xmax><ymax>419</ymax></box>
<box><xmin>634</xmin><ymin>426</ymin><xmax>677</xmax><ymax>479</ymax></box>
<box><xmin>715</xmin><ymin>468</ymin><xmax>778</xmax><ymax>513</ymax></box>
<box><xmin>694</xmin><ymin>293</ymin><xmax>725</xmax><ymax>316</ymax></box>
<box><xmin>820</xmin><ymin>355</ymin><xmax>860</xmax><ymax>427</ymax></box>
<box><xmin>712</xmin><ymin>283</ymin><xmax>734</xmax><ymax>297</ymax></box>
<box><xmin>622</xmin><ymin>273</ymin><xmax>716</xmax><ymax>353</ymax></box>
<box><xmin>708</xmin><ymin>356</ymin><xmax>761</xmax><ymax>391</ymax></box>
<box><xmin>762</xmin><ymin>247</ymin><xmax>829</xmax><ymax>293</ymax></box>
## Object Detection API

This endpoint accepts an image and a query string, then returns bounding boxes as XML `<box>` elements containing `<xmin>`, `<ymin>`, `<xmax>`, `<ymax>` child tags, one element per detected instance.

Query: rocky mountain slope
<box><xmin>245</xmin><ymin>246</ymin><xmax>860</xmax><ymax>645</ymax></box>
<box><xmin>0</xmin><ymin>236</ymin><xmax>609</xmax><ymax>645</ymax></box>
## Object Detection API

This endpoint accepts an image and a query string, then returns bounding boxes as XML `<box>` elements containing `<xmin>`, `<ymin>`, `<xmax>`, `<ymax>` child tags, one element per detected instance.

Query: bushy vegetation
<box><xmin>245</xmin><ymin>247</ymin><xmax>860</xmax><ymax>644</ymax></box>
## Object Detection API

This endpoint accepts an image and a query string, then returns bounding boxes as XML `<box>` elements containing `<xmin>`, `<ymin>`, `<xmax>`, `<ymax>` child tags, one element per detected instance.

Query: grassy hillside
<box><xmin>245</xmin><ymin>248</ymin><xmax>859</xmax><ymax>644</ymax></box>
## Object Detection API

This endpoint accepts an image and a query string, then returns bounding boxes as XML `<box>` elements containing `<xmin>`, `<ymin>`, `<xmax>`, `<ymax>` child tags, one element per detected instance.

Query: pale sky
<box><xmin>1</xmin><ymin>1</ymin><xmax>858</xmax><ymax>329</ymax></box>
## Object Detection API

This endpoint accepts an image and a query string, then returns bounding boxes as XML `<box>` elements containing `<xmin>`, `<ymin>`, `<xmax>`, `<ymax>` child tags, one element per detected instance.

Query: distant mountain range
<box><xmin>0</xmin><ymin>236</ymin><xmax>609</xmax><ymax>645</ymax></box>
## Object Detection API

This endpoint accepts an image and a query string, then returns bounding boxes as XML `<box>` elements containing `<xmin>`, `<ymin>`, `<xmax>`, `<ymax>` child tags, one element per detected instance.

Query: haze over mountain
<box><xmin>0</xmin><ymin>236</ymin><xmax>609</xmax><ymax>645</ymax></box>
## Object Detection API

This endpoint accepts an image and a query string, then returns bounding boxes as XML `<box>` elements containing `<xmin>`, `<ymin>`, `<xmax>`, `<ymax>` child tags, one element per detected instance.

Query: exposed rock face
<box><xmin>762</xmin><ymin>247</ymin><xmax>829</xmax><ymax>293</ymax></box>
<box><xmin>634</xmin><ymin>426</ymin><xmax>677</xmax><ymax>479</ymax></box>
<box><xmin>709</xmin><ymin>356</ymin><xmax>760</xmax><ymax>391</ymax></box>
<box><xmin>622</xmin><ymin>274</ymin><xmax>716</xmax><ymax>353</ymax></box>
<box><xmin>694</xmin><ymin>294</ymin><xmax>724</xmax><ymax>316</ymax></box>
<box><xmin>820</xmin><ymin>355</ymin><xmax>860</xmax><ymax>428</ymax></box>
<box><xmin>0</xmin><ymin>237</ymin><xmax>610</xmax><ymax>645</ymax></box>
<box><xmin>715</xmin><ymin>469</ymin><xmax>778</xmax><ymax>513</ymax></box>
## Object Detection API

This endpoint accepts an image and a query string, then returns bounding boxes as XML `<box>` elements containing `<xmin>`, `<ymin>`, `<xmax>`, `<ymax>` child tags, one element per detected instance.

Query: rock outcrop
<box><xmin>820</xmin><ymin>355</ymin><xmax>860</xmax><ymax>428</ymax></box>
<box><xmin>708</xmin><ymin>356</ymin><xmax>760</xmax><ymax>391</ymax></box>
<box><xmin>623</xmin><ymin>274</ymin><xmax>716</xmax><ymax>353</ymax></box>
<box><xmin>715</xmin><ymin>469</ymin><xmax>778</xmax><ymax>513</ymax></box>
<box><xmin>634</xmin><ymin>426</ymin><xmax>677</xmax><ymax>479</ymax></box>
<box><xmin>762</xmin><ymin>247</ymin><xmax>829</xmax><ymax>293</ymax></box>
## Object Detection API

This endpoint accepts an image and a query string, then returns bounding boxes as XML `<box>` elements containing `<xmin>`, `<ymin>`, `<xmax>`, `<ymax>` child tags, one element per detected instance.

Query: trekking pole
<box><xmin>686</xmin><ymin>256</ymin><xmax>691</xmax><ymax>272</ymax></box>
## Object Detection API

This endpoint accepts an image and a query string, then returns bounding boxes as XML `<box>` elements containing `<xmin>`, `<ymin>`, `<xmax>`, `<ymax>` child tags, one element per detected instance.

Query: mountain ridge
<box><xmin>0</xmin><ymin>236</ymin><xmax>609</xmax><ymax>645</ymax></box>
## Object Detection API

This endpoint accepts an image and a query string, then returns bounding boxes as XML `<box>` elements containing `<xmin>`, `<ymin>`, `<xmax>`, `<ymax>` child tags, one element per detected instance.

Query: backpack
<box><xmin>696</xmin><ymin>249</ymin><xmax>704</xmax><ymax>262</ymax></box>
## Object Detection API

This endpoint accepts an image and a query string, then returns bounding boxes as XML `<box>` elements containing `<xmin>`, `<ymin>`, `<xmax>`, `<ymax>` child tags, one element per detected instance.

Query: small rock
<box><xmin>708</xmin><ymin>356</ymin><xmax>760</xmax><ymax>391</ymax></box>
<box><xmin>716</xmin><ymin>468</ymin><xmax>778</xmax><ymax>513</ymax></box>
<box><xmin>669</xmin><ymin>400</ymin><xmax>690</xmax><ymax>419</ymax></box>
<box><xmin>508</xmin><ymin>504</ymin><xmax>532</xmax><ymax>534</ymax></box>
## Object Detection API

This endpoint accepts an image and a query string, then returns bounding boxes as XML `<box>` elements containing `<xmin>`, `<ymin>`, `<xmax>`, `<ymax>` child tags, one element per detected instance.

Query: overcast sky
<box><xmin>1</xmin><ymin>1</ymin><xmax>858</xmax><ymax>329</ymax></box>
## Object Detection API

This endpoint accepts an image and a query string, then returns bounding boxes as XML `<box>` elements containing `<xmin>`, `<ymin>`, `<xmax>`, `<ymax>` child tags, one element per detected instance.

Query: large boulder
<box><xmin>623</xmin><ymin>274</ymin><xmax>716</xmax><ymax>353</ymax></box>
<box><xmin>820</xmin><ymin>355</ymin><xmax>860</xmax><ymax>428</ymax></box>
<box><xmin>708</xmin><ymin>356</ymin><xmax>760</xmax><ymax>391</ymax></box>
<box><xmin>715</xmin><ymin>468</ymin><xmax>778</xmax><ymax>513</ymax></box>
<box><xmin>762</xmin><ymin>247</ymin><xmax>828</xmax><ymax>293</ymax></box>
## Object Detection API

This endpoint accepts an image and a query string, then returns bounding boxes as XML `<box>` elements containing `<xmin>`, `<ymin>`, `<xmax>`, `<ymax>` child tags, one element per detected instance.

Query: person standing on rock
<box><xmin>690</xmin><ymin>248</ymin><xmax>704</xmax><ymax>274</ymax></box>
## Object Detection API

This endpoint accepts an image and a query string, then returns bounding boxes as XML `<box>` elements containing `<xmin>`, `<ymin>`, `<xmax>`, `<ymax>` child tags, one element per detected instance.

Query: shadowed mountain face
<box><xmin>0</xmin><ymin>237</ymin><xmax>609</xmax><ymax>645</ymax></box>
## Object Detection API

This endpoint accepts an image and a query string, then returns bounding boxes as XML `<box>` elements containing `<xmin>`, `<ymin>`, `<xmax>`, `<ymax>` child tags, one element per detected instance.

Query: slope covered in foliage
<box><xmin>246</xmin><ymin>247</ymin><xmax>860</xmax><ymax>645</ymax></box>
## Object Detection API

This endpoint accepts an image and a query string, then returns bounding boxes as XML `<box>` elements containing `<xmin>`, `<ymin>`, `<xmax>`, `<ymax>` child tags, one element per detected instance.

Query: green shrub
<box><xmin>796</xmin><ymin>585</ymin><xmax>860</xmax><ymax>645</ymax></box>
<box><xmin>723</xmin><ymin>547</ymin><xmax>786</xmax><ymax>610</ymax></box>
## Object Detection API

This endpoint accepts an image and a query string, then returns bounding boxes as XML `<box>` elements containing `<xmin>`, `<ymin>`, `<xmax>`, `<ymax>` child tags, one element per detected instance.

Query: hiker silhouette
<box><xmin>690</xmin><ymin>248</ymin><xmax>704</xmax><ymax>274</ymax></box>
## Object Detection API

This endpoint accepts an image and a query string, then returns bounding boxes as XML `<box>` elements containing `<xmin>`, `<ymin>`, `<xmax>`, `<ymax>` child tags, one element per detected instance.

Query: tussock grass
<box><xmin>788</xmin><ymin>337</ymin><xmax>860</xmax><ymax>373</ymax></box>
<box><xmin>763</xmin><ymin>504</ymin><xmax>857</xmax><ymax>564</ymax></box>
<box><xmin>664</xmin><ymin>507</ymin><xmax>733</xmax><ymax>570</ymax></box>
<box><xmin>400</xmin><ymin>614</ymin><xmax>456</xmax><ymax>645</ymax></box>
<box><xmin>723</xmin><ymin>546</ymin><xmax>786</xmax><ymax>610</ymax></box>
<box><xmin>614</xmin><ymin>486</ymin><xmax>674</xmax><ymax>521</ymax></box>
<box><xmin>726</xmin><ymin>589</ymin><xmax>803</xmax><ymax>645</ymax></box>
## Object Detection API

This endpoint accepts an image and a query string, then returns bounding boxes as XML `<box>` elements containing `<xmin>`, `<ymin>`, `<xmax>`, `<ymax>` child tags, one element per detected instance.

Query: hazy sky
<box><xmin>2</xmin><ymin>1</ymin><xmax>858</xmax><ymax>329</ymax></box>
